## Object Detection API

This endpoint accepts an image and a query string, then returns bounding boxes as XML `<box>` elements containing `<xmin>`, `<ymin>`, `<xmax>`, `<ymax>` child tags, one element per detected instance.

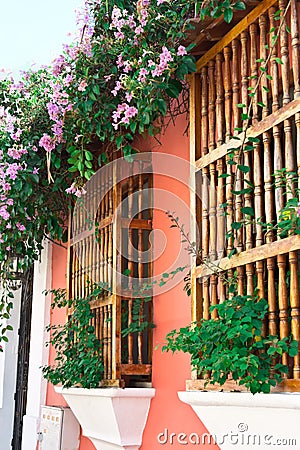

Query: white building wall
<box><xmin>0</xmin><ymin>288</ymin><xmax>21</xmax><ymax>449</ymax></box>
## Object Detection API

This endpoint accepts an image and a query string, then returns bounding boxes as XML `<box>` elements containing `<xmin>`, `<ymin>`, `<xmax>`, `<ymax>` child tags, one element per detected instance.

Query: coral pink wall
<box><xmin>47</xmin><ymin>113</ymin><xmax>218</xmax><ymax>450</ymax></box>
<box><xmin>46</xmin><ymin>244</ymin><xmax>94</xmax><ymax>449</ymax></box>
<box><xmin>140</xmin><ymin>114</ymin><xmax>218</xmax><ymax>449</ymax></box>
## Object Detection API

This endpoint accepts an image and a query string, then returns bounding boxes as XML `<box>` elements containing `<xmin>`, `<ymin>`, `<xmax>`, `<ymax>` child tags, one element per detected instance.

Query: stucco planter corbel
<box><xmin>178</xmin><ymin>390</ymin><xmax>300</xmax><ymax>450</ymax></box>
<box><xmin>55</xmin><ymin>386</ymin><xmax>155</xmax><ymax>450</ymax></box>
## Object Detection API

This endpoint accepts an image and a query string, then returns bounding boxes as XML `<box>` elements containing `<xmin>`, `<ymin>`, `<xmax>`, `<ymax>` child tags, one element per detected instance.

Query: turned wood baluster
<box><xmin>104</xmin><ymin>226</ymin><xmax>109</xmax><ymax>292</ymax></box>
<box><xmin>216</xmin><ymin>53</ymin><xmax>225</xmax><ymax>147</ymax></box>
<box><xmin>223</xmin><ymin>47</ymin><xmax>234</xmax><ymax>259</ymax></box>
<box><xmin>216</xmin><ymin>54</ymin><xmax>226</xmax><ymax>260</ymax></box>
<box><xmin>240</xmin><ymin>30</ymin><xmax>252</xmax><ymax>254</ymax></box>
<box><xmin>210</xmin><ymin>275</ymin><xmax>218</xmax><ymax>319</ymax></box>
<box><xmin>231</xmin><ymin>38</ymin><xmax>243</xmax><ymax>254</ymax></box>
<box><xmin>269</xmin><ymin>7</ymin><xmax>284</xmax><ymax>217</ymax></box>
<box><xmin>107</xmin><ymin>305</ymin><xmax>112</xmax><ymax>379</ymax></box>
<box><xmin>261</xmin><ymin>15</ymin><xmax>275</xmax><ymax>244</ymax></box>
<box><xmin>259</xmin><ymin>13</ymin><xmax>275</xmax><ymax>335</ymax></box>
<box><xmin>103</xmin><ymin>306</ymin><xmax>108</xmax><ymax>378</ymax></box>
<box><xmin>250</xmin><ymin>22</ymin><xmax>263</xmax><ymax>248</ymax></box>
<box><xmin>280</xmin><ymin>1</ymin><xmax>298</xmax><ymax>376</ymax></box>
<box><xmin>83</xmin><ymin>238</ymin><xmax>88</xmax><ymax>298</ymax></box>
<box><xmin>100</xmin><ymin>227</ymin><xmax>105</xmax><ymax>284</ymax></box>
<box><xmin>237</xmin><ymin>266</ymin><xmax>245</xmax><ymax>296</ymax></box>
<box><xmin>74</xmin><ymin>244</ymin><xmax>79</xmax><ymax>299</ymax></box>
<box><xmin>127</xmin><ymin>171</ymin><xmax>134</xmax><ymax>364</ymax></box>
<box><xmin>85</xmin><ymin>238</ymin><xmax>90</xmax><ymax>297</ymax></box>
<box><xmin>109</xmin><ymin>164</ymin><xmax>113</xmax><ymax>217</ymax></box>
<box><xmin>289</xmin><ymin>251</ymin><xmax>300</xmax><ymax>378</ymax></box>
<box><xmin>241</xmin><ymin>30</ymin><xmax>249</xmax><ymax>123</ymax></box>
<box><xmin>72</xmin><ymin>248</ymin><xmax>76</xmax><ymax>299</ymax></box>
<box><xmin>201</xmin><ymin>66</ymin><xmax>210</xmax><ymax>318</ymax></box>
<box><xmin>280</xmin><ymin>0</ymin><xmax>295</xmax><ymax>199</ymax></box>
<box><xmin>138</xmin><ymin>167</ymin><xmax>144</xmax><ymax>364</ymax></box>
<box><xmin>95</xmin><ymin>307</ymin><xmax>100</xmax><ymax>340</ymax></box>
<box><xmin>278</xmin><ymin>255</ymin><xmax>289</xmax><ymax>371</ymax></box>
<box><xmin>290</xmin><ymin>0</ymin><xmax>300</xmax><ymax>378</ymax></box>
<box><xmin>224</xmin><ymin>46</ymin><xmax>232</xmax><ymax>141</ymax></box>
<box><xmin>208</xmin><ymin>60</ymin><xmax>217</xmax><ymax>262</ymax></box>
<box><xmin>246</xmin><ymin>264</ymin><xmax>255</xmax><ymax>296</ymax></box>
<box><xmin>108</xmin><ymin>224</ymin><xmax>113</xmax><ymax>291</ymax></box>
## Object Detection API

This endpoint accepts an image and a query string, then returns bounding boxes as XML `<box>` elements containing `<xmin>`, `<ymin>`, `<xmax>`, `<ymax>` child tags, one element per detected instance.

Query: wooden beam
<box><xmin>121</xmin><ymin>364</ymin><xmax>152</xmax><ymax>375</ymax></box>
<box><xmin>194</xmin><ymin>235</ymin><xmax>300</xmax><ymax>278</ymax></box>
<box><xmin>121</xmin><ymin>218</ymin><xmax>152</xmax><ymax>230</ymax></box>
<box><xmin>195</xmin><ymin>98</ymin><xmax>300</xmax><ymax>170</ymax></box>
<box><xmin>196</xmin><ymin>0</ymin><xmax>278</xmax><ymax>72</ymax></box>
<box><xmin>186</xmin><ymin>378</ymin><xmax>300</xmax><ymax>392</ymax></box>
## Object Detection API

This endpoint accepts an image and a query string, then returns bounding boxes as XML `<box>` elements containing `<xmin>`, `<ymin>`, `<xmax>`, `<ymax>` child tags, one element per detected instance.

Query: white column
<box><xmin>22</xmin><ymin>241</ymin><xmax>52</xmax><ymax>450</ymax></box>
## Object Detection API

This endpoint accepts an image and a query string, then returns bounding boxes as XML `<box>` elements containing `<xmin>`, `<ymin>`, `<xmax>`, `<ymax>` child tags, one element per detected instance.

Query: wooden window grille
<box><xmin>68</xmin><ymin>157</ymin><xmax>153</xmax><ymax>386</ymax></box>
<box><xmin>189</xmin><ymin>0</ymin><xmax>300</xmax><ymax>391</ymax></box>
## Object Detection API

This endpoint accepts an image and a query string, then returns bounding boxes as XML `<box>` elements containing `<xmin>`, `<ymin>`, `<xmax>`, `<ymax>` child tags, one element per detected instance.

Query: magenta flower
<box><xmin>39</xmin><ymin>134</ymin><xmax>55</xmax><ymax>152</ymax></box>
<box><xmin>177</xmin><ymin>45</ymin><xmax>187</xmax><ymax>56</ymax></box>
<box><xmin>16</xmin><ymin>222</ymin><xmax>26</xmax><ymax>232</ymax></box>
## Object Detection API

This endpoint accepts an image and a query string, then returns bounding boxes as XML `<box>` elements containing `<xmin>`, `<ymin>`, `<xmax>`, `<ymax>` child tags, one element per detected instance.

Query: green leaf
<box><xmin>241</xmin><ymin>207</ymin><xmax>255</xmax><ymax>216</ymax></box>
<box><xmin>233</xmin><ymin>1</ymin><xmax>246</xmax><ymax>11</ymax></box>
<box><xmin>241</xmin><ymin>113</ymin><xmax>250</xmax><ymax>120</ymax></box>
<box><xmin>237</xmin><ymin>165</ymin><xmax>250</xmax><ymax>173</ymax></box>
<box><xmin>275</xmin><ymin>57</ymin><xmax>283</xmax><ymax>65</ymax></box>
<box><xmin>165</xmin><ymin>79</ymin><xmax>183</xmax><ymax>98</ymax></box>
<box><xmin>85</xmin><ymin>150</ymin><xmax>93</xmax><ymax>161</ymax></box>
<box><xmin>224</xmin><ymin>7</ymin><xmax>233</xmax><ymax>23</ymax></box>
<box><xmin>231</xmin><ymin>221</ymin><xmax>243</xmax><ymax>230</ymax></box>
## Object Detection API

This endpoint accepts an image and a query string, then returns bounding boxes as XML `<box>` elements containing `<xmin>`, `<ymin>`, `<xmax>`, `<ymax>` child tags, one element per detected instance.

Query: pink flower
<box><xmin>39</xmin><ymin>134</ymin><xmax>55</xmax><ymax>152</ymax></box>
<box><xmin>111</xmin><ymin>81</ymin><xmax>122</xmax><ymax>97</ymax></box>
<box><xmin>135</xmin><ymin>26</ymin><xmax>144</xmax><ymax>35</ymax></box>
<box><xmin>16</xmin><ymin>222</ymin><xmax>26</xmax><ymax>232</ymax></box>
<box><xmin>177</xmin><ymin>45</ymin><xmax>187</xmax><ymax>56</ymax></box>
<box><xmin>78</xmin><ymin>80</ymin><xmax>88</xmax><ymax>92</ymax></box>
<box><xmin>65</xmin><ymin>183</ymin><xmax>86</xmax><ymax>197</ymax></box>
<box><xmin>138</xmin><ymin>68</ymin><xmax>148</xmax><ymax>83</ymax></box>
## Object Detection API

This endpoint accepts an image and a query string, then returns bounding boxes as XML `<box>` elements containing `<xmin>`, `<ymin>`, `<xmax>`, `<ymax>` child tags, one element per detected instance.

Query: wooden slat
<box><xmin>195</xmin><ymin>98</ymin><xmax>300</xmax><ymax>171</ymax></box>
<box><xmin>196</xmin><ymin>0</ymin><xmax>278</xmax><ymax>72</ymax></box>
<box><xmin>121</xmin><ymin>364</ymin><xmax>152</xmax><ymax>375</ymax></box>
<box><xmin>194</xmin><ymin>235</ymin><xmax>300</xmax><ymax>278</ymax></box>
<box><xmin>189</xmin><ymin>74</ymin><xmax>202</xmax><ymax>348</ymax></box>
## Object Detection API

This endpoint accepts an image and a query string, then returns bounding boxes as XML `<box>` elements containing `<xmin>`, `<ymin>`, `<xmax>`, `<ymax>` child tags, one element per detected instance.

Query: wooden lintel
<box><xmin>194</xmin><ymin>235</ymin><xmax>300</xmax><ymax>278</ymax></box>
<box><xmin>195</xmin><ymin>98</ymin><xmax>300</xmax><ymax>170</ymax></box>
<box><xmin>70</xmin><ymin>215</ymin><xmax>114</xmax><ymax>246</ymax></box>
<box><xmin>121</xmin><ymin>364</ymin><xmax>152</xmax><ymax>375</ymax></box>
<box><xmin>102</xmin><ymin>379</ymin><xmax>125</xmax><ymax>388</ymax></box>
<box><xmin>121</xmin><ymin>218</ymin><xmax>153</xmax><ymax>230</ymax></box>
<box><xmin>196</xmin><ymin>0</ymin><xmax>278</xmax><ymax>72</ymax></box>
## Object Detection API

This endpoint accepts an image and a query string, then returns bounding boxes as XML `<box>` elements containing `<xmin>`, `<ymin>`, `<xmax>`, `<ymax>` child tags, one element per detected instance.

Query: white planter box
<box><xmin>178</xmin><ymin>391</ymin><xmax>300</xmax><ymax>450</ymax></box>
<box><xmin>55</xmin><ymin>387</ymin><xmax>155</xmax><ymax>450</ymax></box>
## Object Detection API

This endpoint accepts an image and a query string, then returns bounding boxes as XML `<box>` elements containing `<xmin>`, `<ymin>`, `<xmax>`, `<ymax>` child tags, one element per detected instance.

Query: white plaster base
<box><xmin>55</xmin><ymin>387</ymin><xmax>155</xmax><ymax>450</ymax></box>
<box><xmin>179</xmin><ymin>391</ymin><xmax>300</xmax><ymax>450</ymax></box>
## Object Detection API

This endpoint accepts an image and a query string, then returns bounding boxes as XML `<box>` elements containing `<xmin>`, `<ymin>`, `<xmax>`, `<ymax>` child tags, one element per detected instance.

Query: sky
<box><xmin>0</xmin><ymin>0</ymin><xmax>82</xmax><ymax>78</ymax></box>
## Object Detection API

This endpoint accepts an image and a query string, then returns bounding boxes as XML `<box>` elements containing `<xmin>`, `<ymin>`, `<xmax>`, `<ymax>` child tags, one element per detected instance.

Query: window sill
<box><xmin>55</xmin><ymin>386</ymin><xmax>155</xmax><ymax>450</ymax></box>
<box><xmin>178</xmin><ymin>390</ymin><xmax>300</xmax><ymax>449</ymax></box>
